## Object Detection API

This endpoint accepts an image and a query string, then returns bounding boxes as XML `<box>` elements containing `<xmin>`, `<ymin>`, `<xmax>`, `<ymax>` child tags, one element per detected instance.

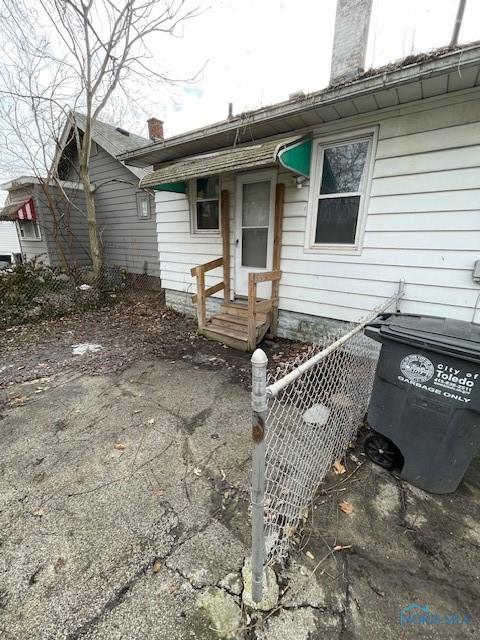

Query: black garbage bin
<box><xmin>364</xmin><ymin>313</ymin><xmax>480</xmax><ymax>494</ymax></box>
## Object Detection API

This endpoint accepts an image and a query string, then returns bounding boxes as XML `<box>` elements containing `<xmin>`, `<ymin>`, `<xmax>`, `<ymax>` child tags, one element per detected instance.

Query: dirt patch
<box><xmin>0</xmin><ymin>294</ymin><xmax>310</xmax><ymax>405</ymax></box>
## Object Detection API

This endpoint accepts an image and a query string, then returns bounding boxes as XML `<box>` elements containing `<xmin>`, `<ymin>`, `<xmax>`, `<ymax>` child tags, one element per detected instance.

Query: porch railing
<box><xmin>190</xmin><ymin>258</ymin><xmax>282</xmax><ymax>349</ymax></box>
<box><xmin>190</xmin><ymin>257</ymin><xmax>225</xmax><ymax>330</ymax></box>
<box><xmin>247</xmin><ymin>270</ymin><xmax>281</xmax><ymax>350</ymax></box>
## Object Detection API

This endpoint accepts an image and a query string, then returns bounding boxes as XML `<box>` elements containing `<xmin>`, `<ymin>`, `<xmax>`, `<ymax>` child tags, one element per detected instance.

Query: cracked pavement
<box><xmin>1</xmin><ymin>355</ymin><xmax>479</xmax><ymax>639</ymax></box>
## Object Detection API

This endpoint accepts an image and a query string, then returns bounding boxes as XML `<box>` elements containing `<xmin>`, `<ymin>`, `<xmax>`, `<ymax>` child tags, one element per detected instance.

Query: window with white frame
<box><xmin>136</xmin><ymin>192</ymin><xmax>152</xmax><ymax>219</ymax></box>
<box><xmin>190</xmin><ymin>176</ymin><xmax>220</xmax><ymax>233</ymax></box>
<box><xmin>307</xmin><ymin>135</ymin><xmax>373</xmax><ymax>251</ymax></box>
<box><xmin>18</xmin><ymin>221</ymin><xmax>41</xmax><ymax>240</ymax></box>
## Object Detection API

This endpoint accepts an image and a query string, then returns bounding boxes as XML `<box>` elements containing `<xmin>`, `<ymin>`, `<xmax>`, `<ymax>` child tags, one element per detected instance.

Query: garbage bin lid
<box><xmin>366</xmin><ymin>313</ymin><xmax>480</xmax><ymax>362</ymax></box>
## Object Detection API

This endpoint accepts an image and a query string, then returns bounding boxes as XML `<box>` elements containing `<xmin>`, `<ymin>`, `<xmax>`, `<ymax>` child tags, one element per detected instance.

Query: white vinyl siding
<box><xmin>155</xmin><ymin>90</ymin><xmax>480</xmax><ymax>325</ymax></box>
<box><xmin>276</xmin><ymin>93</ymin><xmax>480</xmax><ymax>324</ymax></box>
<box><xmin>155</xmin><ymin>173</ymin><xmax>235</xmax><ymax>299</ymax></box>
<box><xmin>0</xmin><ymin>221</ymin><xmax>21</xmax><ymax>254</ymax></box>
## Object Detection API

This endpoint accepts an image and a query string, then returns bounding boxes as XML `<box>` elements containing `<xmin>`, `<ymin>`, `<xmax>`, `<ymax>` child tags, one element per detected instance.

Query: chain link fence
<box><xmin>250</xmin><ymin>288</ymin><xmax>403</xmax><ymax>601</ymax></box>
<box><xmin>0</xmin><ymin>259</ymin><xmax>162</xmax><ymax>328</ymax></box>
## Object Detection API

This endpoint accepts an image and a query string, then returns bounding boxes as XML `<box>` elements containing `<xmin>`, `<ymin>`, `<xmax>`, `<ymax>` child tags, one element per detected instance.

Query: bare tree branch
<box><xmin>0</xmin><ymin>0</ymin><xmax>202</xmax><ymax>276</ymax></box>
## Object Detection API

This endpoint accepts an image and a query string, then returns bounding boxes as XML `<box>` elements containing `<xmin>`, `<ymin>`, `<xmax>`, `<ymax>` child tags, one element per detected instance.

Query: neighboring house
<box><xmin>0</xmin><ymin>220</ymin><xmax>21</xmax><ymax>262</ymax></box>
<box><xmin>0</xmin><ymin>113</ymin><xmax>161</xmax><ymax>284</ymax></box>
<box><xmin>0</xmin><ymin>177</ymin><xmax>89</xmax><ymax>266</ymax></box>
<box><xmin>119</xmin><ymin>0</ymin><xmax>480</xmax><ymax>350</ymax></box>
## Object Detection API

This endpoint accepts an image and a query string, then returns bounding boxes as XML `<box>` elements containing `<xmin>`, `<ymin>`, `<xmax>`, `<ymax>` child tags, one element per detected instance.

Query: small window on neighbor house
<box><xmin>18</xmin><ymin>221</ymin><xmax>41</xmax><ymax>240</ymax></box>
<box><xmin>191</xmin><ymin>176</ymin><xmax>220</xmax><ymax>232</ymax></box>
<box><xmin>136</xmin><ymin>192</ymin><xmax>151</xmax><ymax>219</ymax></box>
<box><xmin>308</xmin><ymin>137</ymin><xmax>372</xmax><ymax>249</ymax></box>
<box><xmin>91</xmin><ymin>140</ymin><xmax>98</xmax><ymax>156</ymax></box>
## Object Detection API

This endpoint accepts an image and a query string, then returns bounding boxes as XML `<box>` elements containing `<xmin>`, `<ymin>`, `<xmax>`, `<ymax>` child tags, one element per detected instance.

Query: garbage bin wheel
<box><xmin>364</xmin><ymin>432</ymin><xmax>397</xmax><ymax>470</ymax></box>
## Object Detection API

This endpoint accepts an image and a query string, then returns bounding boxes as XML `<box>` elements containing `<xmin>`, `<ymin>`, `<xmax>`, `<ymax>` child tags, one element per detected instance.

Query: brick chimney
<box><xmin>147</xmin><ymin>117</ymin><xmax>164</xmax><ymax>142</ymax></box>
<box><xmin>330</xmin><ymin>0</ymin><xmax>373</xmax><ymax>85</ymax></box>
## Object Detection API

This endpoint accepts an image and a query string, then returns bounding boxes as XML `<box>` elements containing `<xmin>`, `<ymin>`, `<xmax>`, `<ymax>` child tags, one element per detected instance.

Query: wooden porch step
<box><xmin>202</xmin><ymin>322</ymin><xmax>248</xmax><ymax>351</ymax></box>
<box><xmin>212</xmin><ymin>313</ymin><xmax>266</xmax><ymax>329</ymax></box>
<box><xmin>221</xmin><ymin>301</ymin><xmax>267</xmax><ymax>323</ymax></box>
<box><xmin>201</xmin><ymin>309</ymin><xmax>271</xmax><ymax>352</ymax></box>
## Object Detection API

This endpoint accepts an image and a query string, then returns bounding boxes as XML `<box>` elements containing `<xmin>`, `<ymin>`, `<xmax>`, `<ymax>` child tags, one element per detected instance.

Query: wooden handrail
<box><xmin>192</xmin><ymin>281</ymin><xmax>224</xmax><ymax>304</ymax></box>
<box><xmin>247</xmin><ymin>270</ymin><xmax>282</xmax><ymax>351</ymax></box>
<box><xmin>190</xmin><ymin>256</ymin><xmax>224</xmax><ymax>277</ymax></box>
<box><xmin>191</xmin><ymin>256</ymin><xmax>225</xmax><ymax>330</ymax></box>
<box><xmin>250</xmin><ymin>270</ymin><xmax>282</xmax><ymax>284</ymax></box>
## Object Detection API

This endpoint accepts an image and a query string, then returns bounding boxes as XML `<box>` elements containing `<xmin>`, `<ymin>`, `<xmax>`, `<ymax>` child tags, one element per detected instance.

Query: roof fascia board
<box><xmin>50</xmin><ymin>112</ymin><xmax>76</xmax><ymax>177</ymax></box>
<box><xmin>0</xmin><ymin>176</ymin><xmax>91</xmax><ymax>191</ymax></box>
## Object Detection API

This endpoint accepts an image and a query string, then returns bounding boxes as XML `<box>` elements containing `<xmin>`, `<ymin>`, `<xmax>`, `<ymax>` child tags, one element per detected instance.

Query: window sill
<box><xmin>303</xmin><ymin>244</ymin><xmax>363</xmax><ymax>256</ymax></box>
<box><xmin>190</xmin><ymin>230</ymin><xmax>221</xmax><ymax>237</ymax></box>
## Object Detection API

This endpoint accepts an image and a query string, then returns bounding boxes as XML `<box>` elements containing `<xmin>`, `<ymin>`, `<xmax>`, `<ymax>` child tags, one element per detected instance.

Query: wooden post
<box><xmin>196</xmin><ymin>267</ymin><xmax>206</xmax><ymax>330</ymax></box>
<box><xmin>248</xmin><ymin>273</ymin><xmax>257</xmax><ymax>352</ymax></box>
<box><xmin>271</xmin><ymin>183</ymin><xmax>285</xmax><ymax>337</ymax></box>
<box><xmin>221</xmin><ymin>189</ymin><xmax>230</xmax><ymax>302</ymax></box>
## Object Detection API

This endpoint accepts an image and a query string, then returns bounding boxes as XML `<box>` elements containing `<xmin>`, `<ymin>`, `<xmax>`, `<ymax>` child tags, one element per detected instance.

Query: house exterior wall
<box><xmin>0</xmin><ymin>222</ymin><xmax>20</xmax><ymax>255</ymax></box>
<box><xmin>155</xmin><ymin>172</ymin><xmax>235</xmax><ymax>311</ymax></box>
<box><xmin>88</xmin><ymin>146</ymin><xmax>160</xmax><ymax>278</ymax></box>
<box><xmin>34</xmin><ymin>183</ymin><xmax>91</xmax><ymax>269</ymax></box>
<box><xmin>155</xmin><ymin>89</ymin><xmax>480</xmax><ymax>339</ymax></box>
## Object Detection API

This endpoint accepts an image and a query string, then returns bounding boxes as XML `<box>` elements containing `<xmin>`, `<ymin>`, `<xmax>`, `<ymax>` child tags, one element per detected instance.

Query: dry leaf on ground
<box><xmin>305</xmin><ymin>550</ymin><xmax>315</xmax><ymax>560</ymax></box>
<box><xmin>339</xmin><ymin>500</ymin><xmax>353</xmax><ymax>514</ymax></box>
<box><xmin>333</xmin><ymin>460</ymin><xmax>346</xmax><ymax>475</ymax></box>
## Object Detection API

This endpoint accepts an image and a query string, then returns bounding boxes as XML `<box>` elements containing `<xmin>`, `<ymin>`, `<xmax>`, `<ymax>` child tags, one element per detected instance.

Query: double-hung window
<box><xmin>190</xmin><ymin>176</ymin><xmax>220</xmax><ymax>233</ymax></box>
<box><xmin>306</xmin><ymin>134</ymin><xmax>374</xmax><ymax>252</ymax></box>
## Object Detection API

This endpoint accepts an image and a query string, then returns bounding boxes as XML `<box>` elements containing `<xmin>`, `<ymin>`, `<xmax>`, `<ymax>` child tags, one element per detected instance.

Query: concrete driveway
<box><xmin>1</xmin><ymin>359</ymin><xmax>252</xmax><ymax>639</ymax></box>
<box><xmin>1</xmin><ymin>325</ymin><xmax>479</xmax><ymax>639</ymax></box>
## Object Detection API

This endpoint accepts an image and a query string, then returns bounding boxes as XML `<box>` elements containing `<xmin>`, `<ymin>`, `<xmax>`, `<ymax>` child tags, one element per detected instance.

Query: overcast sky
<box><xmin>147</xmin><ymin>0</ymin><xmax>480</xmax><ymax>140</ymax></box>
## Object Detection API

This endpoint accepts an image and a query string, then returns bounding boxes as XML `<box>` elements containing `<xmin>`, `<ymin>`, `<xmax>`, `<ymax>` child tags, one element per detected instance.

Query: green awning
<box><xmin>277</xmin><ymin>139</ymin><xmax>312</xmax><ymax>177</ymax></box>
<box><xmin>152</xmin><ymin>181</ymin><xmax>186</xmax><ymax>194</ymax></box>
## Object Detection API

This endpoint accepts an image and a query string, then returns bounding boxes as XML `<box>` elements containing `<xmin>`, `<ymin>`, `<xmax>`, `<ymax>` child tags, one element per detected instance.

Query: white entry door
<box><xmin>234</xmin><ymin>170</ymin><xmax>276</xmax><ymax>299</ymax></box>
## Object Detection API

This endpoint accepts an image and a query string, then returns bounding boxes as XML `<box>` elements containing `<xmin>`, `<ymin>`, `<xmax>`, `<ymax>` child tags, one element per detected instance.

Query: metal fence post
<box><xmin>251</xmin><ymin>348</ymin><xmax>268</xmax><ymax>603</ymax></box>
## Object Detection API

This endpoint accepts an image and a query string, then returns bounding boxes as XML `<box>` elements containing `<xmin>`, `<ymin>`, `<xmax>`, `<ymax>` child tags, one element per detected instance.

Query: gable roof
<box><xmin>119</xmin><ymin>42</ymin><xmax>480</xmax><ymax>168</ymax></box>
<box><xmin>72</xmin><ymin>113</ymin><xmax>150</xmax><ymax>158</ymax></box>
<box><xmin>57</xmin><ymin>112</ymin><xmax>152</xmax><ymax>179</ymax></box>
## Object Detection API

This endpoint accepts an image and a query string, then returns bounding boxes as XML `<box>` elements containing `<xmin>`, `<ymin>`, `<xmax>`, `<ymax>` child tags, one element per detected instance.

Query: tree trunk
<box><xmin>80</xmin><ymin>171</ymin><xmax>102</xmax><ymax>277</ymax></box>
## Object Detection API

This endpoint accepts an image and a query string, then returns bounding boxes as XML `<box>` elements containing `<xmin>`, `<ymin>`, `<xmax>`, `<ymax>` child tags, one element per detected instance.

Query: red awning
<box><xmin>0</xmin><ymin>197</ymin><xmax>36</xmax><ymax>222</ymax></box>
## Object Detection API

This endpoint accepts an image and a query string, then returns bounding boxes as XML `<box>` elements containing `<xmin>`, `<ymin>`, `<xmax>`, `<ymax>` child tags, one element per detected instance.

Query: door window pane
<box><xmin>196</xmin><ymin>201</ymin><xmax>219</xmax><ymax>230</ymax></box>
<box><xmin>242</xmin><ymin>228</ymin><xmax>268</xmax><ymax>268</ymax></box>
<box><xmin>315</xmin><ymin>196</ymin><xmax>360</xmax><ymax>244</ymax></box>
<box><xmin>242</xmin><ymin>181</ymin><xmax>270</xmax><ymax>227</ymax></box>
<box><xmin>320</xmin><ymin>141</ymin><xmax>368</xmax><ymax>194</ymax></box>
